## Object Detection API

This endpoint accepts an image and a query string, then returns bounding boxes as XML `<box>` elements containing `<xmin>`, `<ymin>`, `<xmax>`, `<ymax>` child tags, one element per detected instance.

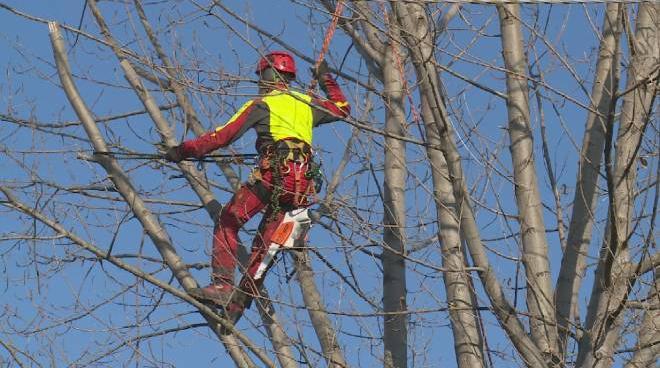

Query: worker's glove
<box><xmin>311</xmin><ymin>60</ymin><xmax>332</xmax><ymax>93</ymax></box>
<box><xmin>312</xmin><ymin>60</ymin><xmax>331</xmax><ymax>79</ymax></box>
<box><xmin>164</xmin><ymin>145</ymin><xmax>183</xmax><ymax>163</ymax></box>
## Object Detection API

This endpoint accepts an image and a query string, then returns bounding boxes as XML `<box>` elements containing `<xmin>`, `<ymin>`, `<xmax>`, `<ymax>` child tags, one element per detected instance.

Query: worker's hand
<box><xmin>311</xmin><ymin>60</ymin><xmax>332</xmax><ymax>93</ymax></box>
<box><xmin>311</xmin><ymin>60</ymin><xmax>331</xmax><ymax>80</ymax></box>
<box><xmin>164</xmin><ymin>145</ymin><xmax>183</xmax><ymax>163</ymax></box>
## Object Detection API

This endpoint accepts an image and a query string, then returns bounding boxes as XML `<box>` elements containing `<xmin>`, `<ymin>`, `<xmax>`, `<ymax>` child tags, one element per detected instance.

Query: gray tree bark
<box><xmin>391</xmin><ymin>3</ymin><xmax>486</xmax><ymax>367</ymax></box>
<box><xmin>327</xmin><ymin>3</ymin><xmax>410</xmax><ymax>366</ymax></box>
<box><xmin>421</xmin><ymin>120</ymin><xmax>487</xmax><ymax>368</ymax></box>
<box><xmin>555</xmin><ymin>3</ymin><xmax>622</xmax><ymax>354</ymax></box>
<box><xmin>497</xmin><ymin>4</ymin><xmax>559</xmax><ymax>362</ymax></box>
<box><xmin>418</xmin><ymin>61</ymin><xmax>547</xmax><ymax>368</ymax></box>
<box><xmin>381</xmin><ymin>42</ymin><xmax>408</xmax><ymax>368</ymax></box>
<box><xmin>389</xmin><ymin>2</ymin><xmax>547</xmax><ymax>367</ymax></box>
<box><xmin>576</xmin><ymin>4</ymin><xmax>659</xmax><ymax>368</ymax></box>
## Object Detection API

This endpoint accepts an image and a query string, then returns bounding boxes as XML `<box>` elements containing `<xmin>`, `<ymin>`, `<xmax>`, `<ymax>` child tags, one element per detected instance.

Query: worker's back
<box><xmin>262</xmin><ymin>89</ymin><xmax>313</xmax><ymax>145</ymax></box>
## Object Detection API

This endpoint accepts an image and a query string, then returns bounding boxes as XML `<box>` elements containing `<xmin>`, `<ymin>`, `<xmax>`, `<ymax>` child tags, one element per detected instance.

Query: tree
<box><xmin>1</xmin><ymin>1</ymin><xmax>657</xmax><ymax>367</ymax></box>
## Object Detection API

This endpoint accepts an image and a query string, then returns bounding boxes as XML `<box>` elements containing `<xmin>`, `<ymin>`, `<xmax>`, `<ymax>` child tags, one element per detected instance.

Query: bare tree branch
<box><xmin>555</xmin><ymin>5</ymin><xmax>623</xmax><ymax>355</ymax></box>
<box><xmin>49</xmin><ymin>20</ymin><xmax>266</xmax><ymax>367</ymax></box>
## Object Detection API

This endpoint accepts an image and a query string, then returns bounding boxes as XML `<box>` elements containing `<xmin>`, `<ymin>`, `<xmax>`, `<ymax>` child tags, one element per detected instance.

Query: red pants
<box><xmin>211</xmin><ymin>161</ymin><xmax>312</xmax><ymax>286</ymax></box>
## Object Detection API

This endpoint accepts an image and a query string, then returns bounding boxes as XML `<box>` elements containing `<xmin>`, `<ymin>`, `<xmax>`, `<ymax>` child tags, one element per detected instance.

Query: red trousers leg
<box><xmin>230</xmin><ymin>162</ymin><xmax>313</xmax><ymax>295</ymax></box>
<box><xmin>238</xmin><ymin>209</ymin><xmax>286</xmax><ymax>297</ymax></box>
<box><xmin>211</xmin><ymin>185</ymin><xmax>267</xmax><ymax>282</ymax></box>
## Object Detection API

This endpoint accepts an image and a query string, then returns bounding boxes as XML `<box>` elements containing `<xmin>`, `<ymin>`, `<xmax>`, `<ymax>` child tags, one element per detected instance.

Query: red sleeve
<box><xmin>312</xmin><ymin>74</ymin><xmax>350</xmax><ymax>124</ymax></box>
<box><xmin>178</xmin><ymin>100</ymin><xmax>264</xmax><ymax>159</ymax></box>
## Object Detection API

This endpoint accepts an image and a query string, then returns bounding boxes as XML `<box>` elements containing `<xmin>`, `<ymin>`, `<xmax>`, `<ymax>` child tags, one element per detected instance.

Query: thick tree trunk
<box><xmin>576</xmin><ymin>232</ymin><xmax>630</xmax><ymax>368</ymax></box>
<box><xmin>497</xmin><ymin>4</ymin><xmax>559</xmax><ymax>362</ymax></box>
<box><xmin>423</xmin><ymin>123</ymin><xmax>487</xmax><ymax>368</ymax></box>
<box><xmin>381</xmin><ymin>44</ymin><xmax>408</xmax><ymax>368</ymax></box>
<box><xmin>386</xmin><ymin>4</ymin><xmax>546</xmax><ymax>368</ymax></box>
<box><xmin>326</xmin><ymin>3</ymin><xmax>407</xmax><ymax>366</ymax></box>
<box><xmin>417</xmin><ymin>60</ymin><xmax>547</xmax><ymax>368</ymax></box>
<box><xmin>576</xmin><ymin>4</ymin><xmax>659</xmax><ymax>368</ymax></box>
<box><xmin>555</xmin><ymin>4</ymin><xmax>622</xmax><ymax>354</ymax></box>
<box><xmin>391</xmin><ymin>3</ymin><xmax>485</xmax><ymax>367</ymax></box>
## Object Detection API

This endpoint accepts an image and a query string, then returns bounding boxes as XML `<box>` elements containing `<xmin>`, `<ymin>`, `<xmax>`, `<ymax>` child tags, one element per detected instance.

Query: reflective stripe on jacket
<box><xmin>178</xmin><ymin>74</ymin><xmax>350</xmax><ymax>159</ymax></box>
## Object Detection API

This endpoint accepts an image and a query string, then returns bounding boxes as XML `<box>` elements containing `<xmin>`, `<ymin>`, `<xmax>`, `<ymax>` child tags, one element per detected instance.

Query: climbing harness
<box><xmin>248</xmin><ymin>139</ymin><xmax>322</xmax><ymax>220</ymax></box>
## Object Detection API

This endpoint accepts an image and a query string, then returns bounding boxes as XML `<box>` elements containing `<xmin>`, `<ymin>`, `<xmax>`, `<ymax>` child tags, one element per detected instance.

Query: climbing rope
<box><xmin>91</xmin><ymin>151</ymin><xmax>258</xmax><ymax>164</ymax></box>
<box><xmin>310</xmin><ymin>0</ymin><xmax>345</xmax><ymax>90</ymax></box>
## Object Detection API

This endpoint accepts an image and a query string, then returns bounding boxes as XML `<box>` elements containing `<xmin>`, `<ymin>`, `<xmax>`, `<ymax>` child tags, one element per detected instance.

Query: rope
<box><xmin>309</xmin><ymin>0</ymin><xmax>345</xmax><ymax>90</ymax></box>
<box><xmin>92</xmin><ymin>151</ymin><xmax>257</xmax><ymax>164</ymax></box>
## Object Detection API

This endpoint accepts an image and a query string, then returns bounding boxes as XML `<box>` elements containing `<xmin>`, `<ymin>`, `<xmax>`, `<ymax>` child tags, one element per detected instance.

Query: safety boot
<box><xmin>189</xmin><ymin>270</ymin><xmax>234</xmax><ymax>307</ymax></box>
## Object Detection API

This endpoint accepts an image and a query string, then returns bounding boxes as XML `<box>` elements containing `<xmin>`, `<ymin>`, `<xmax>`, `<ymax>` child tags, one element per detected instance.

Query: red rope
<box><xmin>310</xmin><ymin>0</ymin><xmax>344</xmax><ymax>90</ymax></box>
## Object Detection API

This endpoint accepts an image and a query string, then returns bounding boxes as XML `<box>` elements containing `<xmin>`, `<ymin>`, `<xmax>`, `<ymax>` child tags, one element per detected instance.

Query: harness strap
<box><xmin>251</xmin><ymin>139</ymin><xmax>319</xmax><ymax>216</ymax></box>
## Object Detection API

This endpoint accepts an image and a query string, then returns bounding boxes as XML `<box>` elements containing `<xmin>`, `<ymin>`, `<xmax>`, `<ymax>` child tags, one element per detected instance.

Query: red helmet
<box><xmin>255</xmin><ymin>51</ymin><xmax>296</xmax><ymax>77</ymax></box>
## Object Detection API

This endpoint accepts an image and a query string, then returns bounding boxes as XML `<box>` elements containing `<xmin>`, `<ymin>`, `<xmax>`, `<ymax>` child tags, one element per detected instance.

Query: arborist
<box><xmin>164</xmin><ymin>51</ymin><xmax>350</xmax><ymax>308</ymax></box>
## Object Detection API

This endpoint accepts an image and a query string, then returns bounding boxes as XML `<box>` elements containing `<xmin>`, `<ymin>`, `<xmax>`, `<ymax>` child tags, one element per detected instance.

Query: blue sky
<box><xmin>1</xmin><ymin>1</ymin><xmax>652</xmax><ymax>367</ymax></box>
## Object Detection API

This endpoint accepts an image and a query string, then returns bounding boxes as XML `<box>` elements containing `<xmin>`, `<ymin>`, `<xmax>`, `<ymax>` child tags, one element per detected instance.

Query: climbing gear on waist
<box><xmin>250</xmin><ymin>139</ymin><xmax>311</xmax><ymax>181</ymax></box>
<box><xmin>249</xmin><ymin>139</ymin><xmax>321</xmax><ymax>215</ymax></box>
<box><xmin>268</xmin><ymin>139</ymin><xmax>312</xmax><ymax>163</ymax></box>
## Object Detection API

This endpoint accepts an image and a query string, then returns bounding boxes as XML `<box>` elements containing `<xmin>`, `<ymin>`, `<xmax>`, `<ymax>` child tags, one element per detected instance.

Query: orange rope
<box><xmin>310</xmin><ymin>0</ymin><xmax>345</xmax><ymax>90</ymax></box>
